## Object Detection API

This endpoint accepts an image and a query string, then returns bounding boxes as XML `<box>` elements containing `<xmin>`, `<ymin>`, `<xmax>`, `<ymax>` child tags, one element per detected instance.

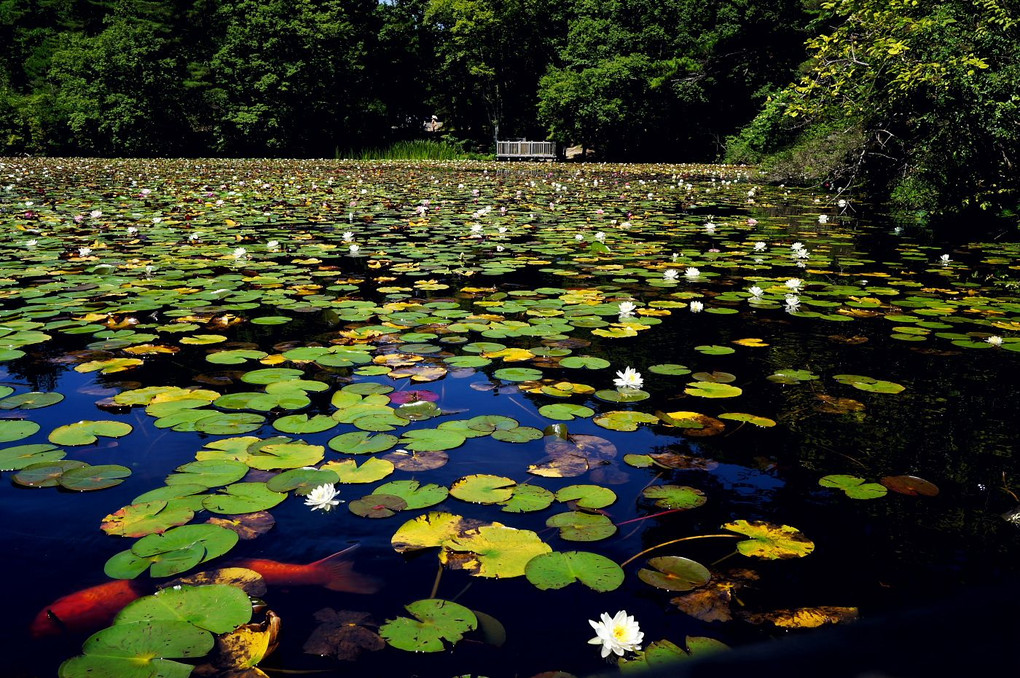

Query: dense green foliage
<box><xmin>0</xmin><ymin>0</ymin><xmax>804</xmax><ymax>160</ymax></box>
<box><xmin>729</xmin><ymin>0</ymin><xmax>1020</xmax><ymax>220</ymax></box>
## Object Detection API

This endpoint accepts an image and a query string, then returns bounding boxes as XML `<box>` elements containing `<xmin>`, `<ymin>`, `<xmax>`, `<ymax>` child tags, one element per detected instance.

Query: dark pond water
<box><xmin>1</xmin><ymin>158</ymin><xmax>1019</xmax><ymax>677</ymax></box>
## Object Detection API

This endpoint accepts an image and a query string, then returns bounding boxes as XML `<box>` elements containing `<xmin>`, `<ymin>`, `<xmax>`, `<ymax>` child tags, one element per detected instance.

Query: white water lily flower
<box><xmin>267</xmin><ymin>240</ymin><xmax>280</xmax><ymax>250</ymax></box>
<box><xmin>685</xmin><ymin>267</ymin><xmax>700</xmax><ymax>279</ymax></box>
<box><xmin>791</xmin><ymin>241</ymin><xmax>805</xmax><ymax>252</ymax></box>
<box><xmin>618</xmin><ymin>301</ymin><xmax>637</xmax><ymax>318</ymax></box>
<box><xmin>663</xmin><ymin>269</ymin><xmax>679</xmax><ymax>281</ymax></box>
<box><xmin>753</xmin><ymin>241</ymin><xmax>767</xmax><ymax>251</ymax></box>
<box><xmin>470</xmin><ymin>224</ymin><xmax>483</xmax><ymax>235</ymax></box>
<box><xmin>349</xmin><ymin>244</ymin><xmax>360</xmax><ymax>254</ymax></box>
<box><xmin>26</xmin><ymin>239</ymin><xmax>37</xmax><ymax>247</ymax></box>
<box><xmin>594</xmin><ymin>231</ymin><xmax>606</xmax><ymax>243</ymax></box>
<box><xmin>838</xmin><ymin>198</ymin><xmax>848</xmax><ymax>208</ymax></box>
<box><xmin>748</xmin><ymin>285</ymin><xmax>764</xmax><ymax>297</ymax></box>
<box><xmin>939</xmin><ymin>254</ymin><xmax>951</xmax><ymax>265</ymax></box>
<box><xmin>126</xmin><ymin>226</ymin><xmax>138</xmax><ymax>235</ymax></box>
<box><xmin>575</xmin><ymin>233</ymin><xmax>585</xmax><ymax>241</ymax></box>
<box><xmin>986</xmin><ymin>335</ymin><xmax>1004</xmax><ymax>347</ymax></box>
<box><xmin>818</xmin><ymin>214</ymin><xmax>829</xmax><ymax>223</ymax></box>
<box><xmin>785</xmin><ymin>278</ymin><xmax>803</xmax><ymax>291</ymax></box>
<box><xmin>704</xmin><ymin>222</ymin><xmax>716</xmax><ymax>232</ymax></box>
<box><xmin>232</xmin><ymin>247</ymin><xmax>247</xmax><ymax>259</ymax></box>
<box><xmin>588</xmin><ymin>610</ymin><xmax>643</xmax><ymax>659</ymax></box>
<box><xmin>785</xmin><ymin>294</ymin><xmax>801</xmax><ymax>312</ymax></box>
<box><xmin>188</xmin><ymin>232</ymin><xmax>200</xmax><ymax>241</ymax></box>
<box><xmin>671</xmin><ymin>252</ymin><xmax>679</xmax><ymax>262</ymax></box>
<box><xmin>342</xmin><ymin>231</ymin><xmax>355</xmax><ymax>242</ymax></box>
<box><xmin>305</xmin><ymin>483</ymin><xmax>342</xmax><ymax>512</ymax></box>
<box><xmin>78</xmin><ymin>246</ymin><xmax>92</xmax><ymax>257</ymax></box>
<box><xmin>496</xmin><ymin>244</ymin><xmax>505</xmax><ymax>252</ymax></box>
<box><xmin>689</xmin><ymin>300</ymin><xmax>704</xmax><ymax>313</ymax></box>
<box><xmin>794</xmin><ymin>247</ymin><xmax>810</xmax><ymax>259</ymax></box>
<box><xmin>89</xmin><ymin>210</ymin><xmax>102</xmax><ymax>219</ymax></box>
<box><xmin>613</xmin><ymin>367</ymin><xmax>643</xmax><ymax>390</ymax></box>
<box><xmin>497</xmin><ymin>226</ymin><xmax>508</xmax><ymax>233</ymax></box>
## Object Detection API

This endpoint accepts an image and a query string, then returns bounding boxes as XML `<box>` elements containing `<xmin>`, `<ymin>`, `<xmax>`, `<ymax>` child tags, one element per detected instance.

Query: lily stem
<box><xmin>619</xmin><ymin>534</ymin><xmax>740</xmax><ymax>568</ymax></box>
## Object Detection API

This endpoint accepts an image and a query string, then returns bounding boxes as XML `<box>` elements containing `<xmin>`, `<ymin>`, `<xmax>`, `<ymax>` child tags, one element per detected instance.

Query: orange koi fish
<box><xmin>30</xmin><ymin>579</ymin><xmax>146</xmax><ymax>638</ymax></box>
<box><xmin>235</xmin><ymin>545</ymin><xmax>380</xmax><ymax>593</ymax></box>
<box><xmin>30</xmin><ymin>546</ymin><xmax>377</xmax><ymax>637</ymax></box>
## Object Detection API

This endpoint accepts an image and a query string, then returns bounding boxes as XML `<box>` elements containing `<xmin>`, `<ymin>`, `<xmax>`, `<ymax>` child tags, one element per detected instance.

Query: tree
<box><xmin>748</xmin><ymin>0</ymin><xmax>1020</xmax><ymax>219</ymax></box>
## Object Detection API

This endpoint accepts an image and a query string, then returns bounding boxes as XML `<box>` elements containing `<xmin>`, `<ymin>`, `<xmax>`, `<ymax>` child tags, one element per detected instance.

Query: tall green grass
<box><xmin>339</xmin><ymin>139</ymin><xmax>489</xmax><ymax>161</ymax></box>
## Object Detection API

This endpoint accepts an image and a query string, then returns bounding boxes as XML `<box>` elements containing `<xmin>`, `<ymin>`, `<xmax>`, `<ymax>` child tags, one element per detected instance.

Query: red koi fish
<box><xmin>30</xmin><ymin>546</ymin><xmax>377</xmax><ymax>637</ymax></box>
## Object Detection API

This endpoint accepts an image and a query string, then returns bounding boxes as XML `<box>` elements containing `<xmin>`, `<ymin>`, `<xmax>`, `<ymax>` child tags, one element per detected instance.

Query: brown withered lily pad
<box><xmin>303</xmin><ymin>609</ymin><xmax>385</xmax><ymax>661</ymax></box>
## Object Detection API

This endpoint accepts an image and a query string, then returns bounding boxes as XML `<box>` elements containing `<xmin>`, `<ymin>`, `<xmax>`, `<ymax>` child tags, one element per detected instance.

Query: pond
<box><xmin>2</xmin><ymin>158</ymin><xmax>1019</xmax><ymax>678</ymax></box>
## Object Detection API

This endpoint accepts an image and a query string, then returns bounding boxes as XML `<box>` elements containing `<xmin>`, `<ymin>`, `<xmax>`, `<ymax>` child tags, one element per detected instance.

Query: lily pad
<box><xmin>58</xmin><ymin>620</ymin><xmax>214</xmax><ymax>678</ymax></box>
<box><xmin>819</xmin><ymin>474</ymin><xmax>888</xmax><ymax>499</ymax></box>
<box><xmin>0</xmin><ymin>419</ymin><xmax>41</xmax><ymax>443</ymax></box>
<box><xmin>546</xmin><ymin>511</ymin><xmax>617</xmax><ymax>541</ymax></box>
<box><xmin>638</xmin><ymin>556</ymin><xmax>711</xmax><ymax>591</ymax></box>
<box><xmin>723</xmin><ymin>519</ymin><xmax>815</xmax><ymax>559</ymax></box>
<box><xmin>555</xmin><ymin>484</ymin><xmax>617</xmax><ymax>509</ymax></box>
<box><xmin>642</xmin><ymin>485</ymin><xmax>707</xmax><ymax>510</ymax></box>
<box><xmin>379</xmin><ymin>599</ymin><xmax>478</xmax><ymax>653</ymax></box>
<box><xmin>0</xmin><ymin>443</ymin><xmax>66</xmax><ymax>470</ymax></box>
<box><xmin>524</xmin><ymin>551</ymin><xmax>624</xmax><ymax>592</ymax></box>
<box><xmin>442</xmin><ymin>524</ymin><xmax>551</xmax><ymax>577</ymax></box>
<box><xmin>59</xmin><ymin>464</ymin><xmax>132</xmax><ymax>491</ymax></box>
<box><xmin>374</xmin><ymin>480</ymin><xmax>449</xmax><ymax>509</ymax></box>
<box><xmin>450</xmin><ymin>474</ymin><xmax>516</xmax><ymax>504</ymax></box>
<box><xmin>116</xmin><ymin>584</ymin><xmax>252</xmax><ymax>634</ymax></box>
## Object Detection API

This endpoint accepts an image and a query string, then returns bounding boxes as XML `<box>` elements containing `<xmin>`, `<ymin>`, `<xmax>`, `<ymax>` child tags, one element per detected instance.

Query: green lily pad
<box><xmin>450</xmin><ymin>474</ymin><xmax>516</xmax><ymax>504</ymax></box>
<box><xmin>374</xmin><ymin>480</ymin><xmax>449</xmax><ymax>510</ymax></box>
<box><xmin>202</xmin><ymin>482</ymin><xmax>287</xmax><ymax>514</ymax></box>
<box><xmin>491</xmin><ymin>426</ymin><xmax>543</xmax><ymax>443</ymax></box>
<box><xmin>240</xmin><ymin>367</ymin><xmax>304</xmax><ymax>385</ymax></box>
<box><xmin>101</xmin><ymin>500</ymin><xmax>197</xmax><ymax>538</ymax></box>
<box><xmin>245</xmin><ymin>441</ymin><xmax>325</xmax><ymax>470</ymax></box>
<box><xmin>493</xmin><ymin>367</ymin><xmax>543</xmax><ymax>382</ymax></box>
<box><xmin>116</xmin><ymin>583</ymin><xmax>252</xmax><ymax>634</ymax></box>
<box><xmin>637</xmin><ymin>556</ymin><xmax>711</xmax><ymax>591</ymax></box>
<box><xmin>500</xmin><ymin>484</ymin><xmax>555</xmax><ymax>513</ymax></box>
<box><xmin>559</xmin><ymin>355</ymin><xmax>610</xmax><ymax>369</ymax></box>
<box><xmin>166</xmin><ymin>459</ymin><xmax>249</xmax><ymax>488</ymax></box>
<box><xmin>58</xmin><ymin>620</ymin><xmax>213</xmax><ymax>678</ymax></box>
<box><xmin>328</xmin><ymin>431</ymin><xmax>400</xmax><ymax>455</ymax></box>
<box><xmin>819</xmin><ymin>474</ymin><xmax>888</xmax><ymax>499</ymax></box>
<box><xmin>0</xmin><ymin>419</ymin><xmax>41</xmax><ymax>443</ymax></box>
<box><xmin>593</xmin><ymin>410</ymin><xmax>659</xmax><ymax>431</ymax></box>
<box><xmin>107</xmin><ymin>523</ymin><xmax>239</xmax><ymax>579</ymax></box>
<box><xmin>642</xmin><ymin>485</ymin><xmax>707</xmax><ymax>510</ymax></box>
<box><xmin>193</xmin><ymin>412</ymin><xmax>266</xmax><ymax>435</ymax></box>
<box><xmin>399</xmin><ymin>428</ymin><xmax>467</xmax><ymax>452</ymax></box>
<box><xmin>48</xmin><ymin>420</ymin><xmax>133</xmax><ymax>446</ymax></box>
<box><xmin>0</xmin><ymin>443</ymin><xmax>65</xmax><ymax>470</ymax></box>
<box><xmin>524</xmin><ymin>551</ymin><xmax>624</xmax><ymax>592</ymax></box>
<box><xmin>205</xmin><ymin>349</ymin><xmax>269</xmax><ymax>365</ymax></box>
<box><xmin>266</xmin><ymin>467</ymin><xmax>340</xmax><ymax>494</ymax></box>
<box><xmin>59</xmin><ymin>464</ymin><xmax>132</xmax><ymax>491</ymax></box>
<box><xmin>349</xmin><ymin>493</ymin><xmax>408</xmax><ymax>518</ymax></box>
<box><xmin>555</xmin><ymin>484</ymin><xmax>617</xmax><ymax>509</ymax></box>
<box><xmin>323</xmin><ymin>456</ymin><xmax>395</xmax><ymax>483</ymax></box>
<box><xmin>832</xmin><ymin>374</ymin><xmax>906</xmax><ymax>394</ymax></box>
<box><xmin>272</xmin><ymin>414</ymin><xmax>338</xmax><ymax>434</ymax></box>
<box><xmin>684</xmin><ymin>382</ymin><xmax>743</xmax><ymax>398</ymax></box>
<box><xmin>546</xmin><ymin>511</ymin><xmax>617</xmax><ymax>541</ymax></box>
<box><xmin>648</xmin><ymin>363</ymin><xmax>692</xmax><ymax>376</ymax></box>
<box><xmin>379</xmin><ymin>599</ymin><xmax>478</xmax><ymax>653</ymax></box>
<box><xmin>539</xmin><ymin>403</ymin><xmax>595</xmax><ymax>421</ymax></box>
<box><xmin>13</xmin><ymin>459</ymin><xmax>87</xmax><ymax>487</ymax></box>
<box><xmin>0</xmin><ymin>391</ymin><xmax>64</xmax><ymax>409</ymax></box>
<box><xmin>694</xmin><ymin>345</ymin><xmax>736</xmax><ymax>355</ymax></box>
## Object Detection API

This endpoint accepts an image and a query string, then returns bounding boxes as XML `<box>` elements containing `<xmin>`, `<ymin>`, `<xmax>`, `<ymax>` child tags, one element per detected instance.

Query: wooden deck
<box><xmin>496</xmin><ymin>140</ymin><xmax>556</xmax><ymax>160</ymax></box>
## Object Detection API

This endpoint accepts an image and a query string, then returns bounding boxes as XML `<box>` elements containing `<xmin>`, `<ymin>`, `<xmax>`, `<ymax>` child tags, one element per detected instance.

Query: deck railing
<box><xmin>496</xmin><ymin>140</ymin><xmax>556</xmax><ymax>160</ymax></box>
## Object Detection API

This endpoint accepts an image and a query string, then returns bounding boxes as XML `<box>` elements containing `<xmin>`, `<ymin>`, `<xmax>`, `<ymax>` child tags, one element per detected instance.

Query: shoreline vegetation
<box><xmin>0</xmin><ymin>0</ymin><xmax>1017</xmax><ymax>223</ymax></box>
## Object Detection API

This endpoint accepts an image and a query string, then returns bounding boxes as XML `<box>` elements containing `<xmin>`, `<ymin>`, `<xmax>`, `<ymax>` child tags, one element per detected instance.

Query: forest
<box><xmin>1</xmin><ymin>0</ymin><xmax>1018</xmax><ymax>220</ymax></box>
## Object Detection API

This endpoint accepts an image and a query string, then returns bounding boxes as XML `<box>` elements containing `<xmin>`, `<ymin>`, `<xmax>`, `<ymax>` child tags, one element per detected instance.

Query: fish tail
<box><xmin>310</xmin><ymin>545</ymin><xmax>381</xmax><ymax>594</ymax></box>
